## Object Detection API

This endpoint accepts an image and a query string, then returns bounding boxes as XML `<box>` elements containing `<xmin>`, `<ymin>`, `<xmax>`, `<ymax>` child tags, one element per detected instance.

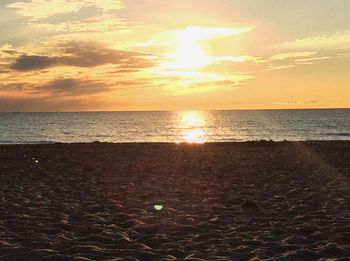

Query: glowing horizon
<box><xmin>0</xmin><ymin>0</ymin><xmax>349</xmax><ymax>111</ymax></box>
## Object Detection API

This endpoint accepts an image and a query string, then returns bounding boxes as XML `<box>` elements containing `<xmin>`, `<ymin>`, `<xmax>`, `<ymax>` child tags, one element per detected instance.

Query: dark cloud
<box><xmin>11</xmin><ymin>55</ymin><xmax>58</xmax><ymax>71</ymax></box>
<box><xmin>39</xmin><ymin>78</ymin><xmax>111</xmax><ymax>96</ymax></box>
<box><xmin>1</xmin><ymin>77</ymin><xmax>111</xmax><ymax>96</ymax></box>
<box><xmin>112</xmin><ymin>69</ymin><xmax>139</xmax><ymax>73</ymax></box>
<box><xmin>188</xmin><ymin>79</ymin><xmax>241</xmax><ymax>89</ymax></box>
<box><xmin>0</xmin><ymin>96</ymin><xmax>113</xmax><ymax>112</ymax></box>
<box><xmin>1</xmin><ymin>49</ymin><xmax>18</xmax><ymax>55</ymax></box>
<box><xmin>59</xmin><ymin>41</ymin><xmax>149</xmax><ymax>68</ymax></box>
<box><xmin>0</xmin><ymin>68</ymin><xmax>10</xmax><ymax>74</ymax></box>
<box><xmin>10</xmin><ymin>41</ymin><xmax>155</xmax><ymax>71</ymax></box>
<box><xmin>210</xmin><ymin>80</ymin><xmax>239</xmax><ymax>86</ymax></box>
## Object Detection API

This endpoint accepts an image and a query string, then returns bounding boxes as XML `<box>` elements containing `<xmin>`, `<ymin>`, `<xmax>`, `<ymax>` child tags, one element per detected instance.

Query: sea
<box><xmin>0</xmin><ymin>109</ymin><xmax>349</xmax><ymax>144</ymax></box>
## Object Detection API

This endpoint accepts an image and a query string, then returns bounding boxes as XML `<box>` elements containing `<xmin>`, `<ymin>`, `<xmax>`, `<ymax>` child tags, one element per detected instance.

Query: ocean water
<box><xmin>0</xmin><ymin>109</ymin><xmax>349</xmax><ymax>144</ymax></box>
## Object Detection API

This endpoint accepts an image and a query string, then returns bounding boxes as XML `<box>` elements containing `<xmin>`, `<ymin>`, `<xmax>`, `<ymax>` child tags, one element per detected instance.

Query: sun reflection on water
<box><xmin>176</xmin><ymin>111</ymin><xmax>208</xmax><ymax>143</ymax></box>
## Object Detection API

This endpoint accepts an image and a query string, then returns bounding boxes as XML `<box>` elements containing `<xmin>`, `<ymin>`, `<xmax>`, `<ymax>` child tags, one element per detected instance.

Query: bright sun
<box><xmin>166</xmin><ymin>27</ymin><xmax>214</xmax><ymax>70</ymax></box>
<box><xmin>171</xmin><ymin>41</ymin><xmax>210</xmax><ymax>69</ymax></box>
<box><xmin>159</xmin><ymin>26</ymin><xmax>239</xmax><ymax>72</ymax></box>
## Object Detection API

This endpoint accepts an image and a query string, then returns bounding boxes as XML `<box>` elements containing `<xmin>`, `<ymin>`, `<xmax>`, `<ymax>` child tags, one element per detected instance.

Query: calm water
<box><xmin>0</xmin><ymin>110</ymin><xmax>349</xmax><ymax>144</ymax></box>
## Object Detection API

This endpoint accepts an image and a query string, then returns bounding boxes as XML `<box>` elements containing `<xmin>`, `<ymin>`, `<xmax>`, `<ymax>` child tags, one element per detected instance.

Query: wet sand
<box><xmin>0</xmin><ymin>141</ymin><xmax>349</xmax><ymax>260</ymax></box>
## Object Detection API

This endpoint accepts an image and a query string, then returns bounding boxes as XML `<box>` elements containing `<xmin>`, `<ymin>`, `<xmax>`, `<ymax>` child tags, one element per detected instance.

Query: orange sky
<box><xmin>0</xmin><ymin>0</ymin><xmax>349</xmax><ymax>111</ymax></box>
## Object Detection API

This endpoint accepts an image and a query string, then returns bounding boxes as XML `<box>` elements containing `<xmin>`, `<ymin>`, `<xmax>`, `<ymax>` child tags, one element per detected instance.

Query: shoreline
<box><xmin>1</xmin><ymin>139</ymin><xmax>350</xmax><ymax>145</ymax></box>
<box><xmin>1</xmin><ymin>141</ymin><xmax>349</xmax><ymax>260</ymax></box>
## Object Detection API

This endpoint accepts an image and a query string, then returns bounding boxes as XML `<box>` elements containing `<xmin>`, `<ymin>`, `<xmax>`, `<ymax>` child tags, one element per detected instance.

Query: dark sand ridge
<box><xmin>0</xmin><ymin>141</ymin><xmax>349</xmax><ymax>260</ymax></box>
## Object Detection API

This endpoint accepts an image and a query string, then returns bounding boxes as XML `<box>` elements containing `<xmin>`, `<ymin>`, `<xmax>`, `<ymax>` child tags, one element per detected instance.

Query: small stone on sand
<box><xmin>154</xmin><ymin>204</ymin><xmax>164</xmax><ymax>211</ymax></box>
<box><xmin>241</xmin><ymin>200</ymin><xmax>259</xmax><ymax>208</ymax></box>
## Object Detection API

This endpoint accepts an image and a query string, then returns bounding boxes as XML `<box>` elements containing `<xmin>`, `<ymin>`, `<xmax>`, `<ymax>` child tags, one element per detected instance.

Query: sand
<box><xmin>0</xmin><ymin>141</ymin><xmax>349</xmax><ymax>260</ymax></box>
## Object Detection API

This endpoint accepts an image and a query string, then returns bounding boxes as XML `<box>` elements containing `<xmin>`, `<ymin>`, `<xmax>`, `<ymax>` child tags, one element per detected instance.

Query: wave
<box><xmin>324</xmin><ymin>133</ymin><xmax>350</xmax><ymax>137</ymax></box>
<box><xmin>0</xmin><ymin>140</ymin><xmax>57</xmax><ymax>145</ymax></box>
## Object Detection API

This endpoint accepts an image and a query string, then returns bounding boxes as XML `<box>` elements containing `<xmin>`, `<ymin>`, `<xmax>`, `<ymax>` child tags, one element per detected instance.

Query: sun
<box><xmin>156</xmin><ymin>26</ymin><xmax>230</xmax><ymax>74</ymax></box>
<box><xmin>165</xmin><ymin>27</ymin><xmax>214</xmax><ymax>70</ymax></box>
<box><xmin>171</xmin><ymin>41</ymin><xmax>210</xmax><ymax>69</ymax></box>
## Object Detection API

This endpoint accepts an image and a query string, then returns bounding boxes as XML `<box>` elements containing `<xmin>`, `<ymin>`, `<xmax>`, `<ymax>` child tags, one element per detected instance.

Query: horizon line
<box><xmin>1</xmin><ymin>107</ymin><xmax>350</xmax><ymax>113</ymax></box>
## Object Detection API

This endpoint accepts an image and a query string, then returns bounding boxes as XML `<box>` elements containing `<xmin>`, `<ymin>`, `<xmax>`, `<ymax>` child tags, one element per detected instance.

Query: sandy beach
<box><xmin>0</xmin><ymin>141</ymin><xmax>349</xmax><ymax>260</ymax></box>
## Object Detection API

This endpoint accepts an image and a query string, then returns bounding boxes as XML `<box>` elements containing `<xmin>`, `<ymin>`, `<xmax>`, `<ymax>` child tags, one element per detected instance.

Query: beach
<box><xmin>0</xmin><ymin>141</ymin><xmax>349</xmax><ymax>260</ymax></box>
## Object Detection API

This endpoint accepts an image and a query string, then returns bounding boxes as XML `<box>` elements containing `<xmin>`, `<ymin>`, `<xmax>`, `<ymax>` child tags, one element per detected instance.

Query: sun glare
<box><xmin>163</xmin><ymin>27</ymin><xmax>220</xmax><ymax>70</ymax></box>
<box><xmin>158</xmin><ymin>26</ymin><xmax>253</xmax><ymax>72</ymax></box>
<box><xmin>151</xmin><ymin>25</ymin><xmax>254</xmax><ymax>95</ymax></box>
<box><xmin>177</xmin><ymin>111</ymin><xmax>207</xmax><ymax>143</ymax></box>
<box><xmin>171</xmin><ymin>41</ymin><xmax>210</xmax><ymax>69</ymax></box>
<box><xmin>177</xmin><ymin>26</ymin><xmax>252</xmax><ymax>41</ymax></box>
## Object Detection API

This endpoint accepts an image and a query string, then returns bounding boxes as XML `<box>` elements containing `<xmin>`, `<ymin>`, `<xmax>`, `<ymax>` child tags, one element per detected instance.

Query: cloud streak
<box><xmin>270</xmin><ymin>52</ymin><xmax>316</xmax><ymax>61</ymax></box>
<box><xmin>6</xmin><ymin>0</ymin><xmax>124</xmax><ymax>20</ymax></box>
<box><xmin>265</xmin><ymin>50</ymin><xmax>338</xmax><ymax>71</ymax></box>
<box><xmin>11</xmin><ymin>55</ymin><xmax>57</xmax><ymax>71</ymax></box>
<box><xmin>38</xmin><ymin>78</ymin><xmax>111</xmax><ymax>96</ymax></box>
<box><xmin>276</xmin><ymin>31</ymin><xmax>350</xmax><ymax>50</ymax></box>
<box><xmin>0</xmin><ymin>96</ymin><xmax>112</xmax><ymax>112</ymax></box>
<box><xmin>10</xmin><ymin>41</ymin><xmax>155</xmax><ymax>71</ymax></box>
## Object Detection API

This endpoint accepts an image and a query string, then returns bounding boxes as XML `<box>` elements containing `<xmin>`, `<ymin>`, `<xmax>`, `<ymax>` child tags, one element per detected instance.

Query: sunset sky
<box><xmin>0</xmin><ymin>0</ymin><xmax>349</xmax><ymax>111</ymax></box>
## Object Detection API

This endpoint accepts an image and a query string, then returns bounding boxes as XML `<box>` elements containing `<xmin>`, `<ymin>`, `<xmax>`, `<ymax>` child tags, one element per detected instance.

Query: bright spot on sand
<box><xmin>154</xmin><ymin>204</ymin><xmax>164</xmax><ymax>211</ymax></box>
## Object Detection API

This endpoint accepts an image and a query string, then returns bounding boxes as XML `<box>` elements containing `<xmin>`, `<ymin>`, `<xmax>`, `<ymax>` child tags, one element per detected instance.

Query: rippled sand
<box><xmin>0</xmin><ymin>142</ymin><xmax>349</xmax><ymax>260</ymax></box>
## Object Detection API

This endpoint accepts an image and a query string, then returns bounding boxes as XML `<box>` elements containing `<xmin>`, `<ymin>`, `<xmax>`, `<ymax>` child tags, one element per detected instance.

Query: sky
<box><xmin>0</xmin><ymin>0</ymin><xmax>349</xmax><ymax>111</ymax></box>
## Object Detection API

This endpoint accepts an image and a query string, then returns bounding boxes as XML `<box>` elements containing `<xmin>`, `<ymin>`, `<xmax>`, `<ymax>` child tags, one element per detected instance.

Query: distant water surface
<box><xmin>0</xmin><ymin>109</ymin><xmax>350</xmax><ymax>144</ymax></box>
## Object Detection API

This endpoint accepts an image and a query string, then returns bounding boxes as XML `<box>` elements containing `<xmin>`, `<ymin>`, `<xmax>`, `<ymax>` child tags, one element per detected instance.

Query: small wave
<box><xmin>95</xmin><ymin>134</ymin><xmax>112</xmax><ymax>138</ymax></box>
<box><xmin>324</xmin><ymin>132</ymin><xmax>350</xmax><ymax>137</ymax></box>
<box><xmin>0</xmin><ymin>140</ymin><xmax>57</xmax><ymax>145</ymax></box>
